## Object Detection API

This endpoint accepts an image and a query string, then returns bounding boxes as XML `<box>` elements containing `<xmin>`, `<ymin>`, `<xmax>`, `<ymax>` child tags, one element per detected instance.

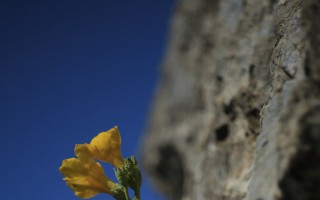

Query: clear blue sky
<box><xmin>0</xmin><ymin>1</ymin><xmax>174</xmax><ymax>199</ymax></box>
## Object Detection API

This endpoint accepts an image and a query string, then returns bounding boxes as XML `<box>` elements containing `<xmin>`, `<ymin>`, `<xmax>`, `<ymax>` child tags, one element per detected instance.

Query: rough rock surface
<box><xmin>142</xmin><ymin>0</ymin><xmax>320</xmax><ymax>199</ymax></box>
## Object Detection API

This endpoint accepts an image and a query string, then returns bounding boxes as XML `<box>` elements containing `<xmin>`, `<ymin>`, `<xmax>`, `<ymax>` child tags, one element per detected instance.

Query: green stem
<box><xmin>124</xmin><ymin>187</ymin><xmax>130</xmax><ymax>200</ymax></box>
<box><xmin>134</xmin><ymin>184</ymin><xmax>140</xmax><ymax>200</ymax></box>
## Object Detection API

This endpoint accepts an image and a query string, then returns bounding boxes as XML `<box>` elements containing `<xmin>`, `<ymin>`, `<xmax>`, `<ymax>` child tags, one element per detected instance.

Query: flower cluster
<box><xmin>59</xmin><ymin>126</ymin><xmax>142</xmax><ymax>200</ymax></box>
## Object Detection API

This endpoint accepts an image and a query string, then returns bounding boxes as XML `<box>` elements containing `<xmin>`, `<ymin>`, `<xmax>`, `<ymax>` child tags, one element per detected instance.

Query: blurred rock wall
<box><xmin>142</xmin><ymin>0</ymin><xmax>320</xmax><ymax>199</ymax></box>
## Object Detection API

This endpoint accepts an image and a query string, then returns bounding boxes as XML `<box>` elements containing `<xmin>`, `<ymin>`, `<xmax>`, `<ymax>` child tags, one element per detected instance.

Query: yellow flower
<box><xmin>59</xmin><ymin>144</ymin><xmax>116</xmax><ymax>199</ymax></box>
<box><xmin>86</xmin><ymin>126</ymin><xmax>124</xmax><ymax>168</ymax></box>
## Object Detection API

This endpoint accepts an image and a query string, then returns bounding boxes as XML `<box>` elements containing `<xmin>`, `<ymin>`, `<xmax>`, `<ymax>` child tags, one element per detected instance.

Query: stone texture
<box><xmin>142</xmin><ymin>0</ymin><xmax>320</xmax><ymax>199</ymax></box>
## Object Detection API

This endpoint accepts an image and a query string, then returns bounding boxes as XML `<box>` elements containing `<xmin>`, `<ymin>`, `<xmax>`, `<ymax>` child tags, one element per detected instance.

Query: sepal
<box><xmin>111</xmin><ymin>184</ymin><xmax>129</xmax><ymax>200</ymax></box>
<box><xmin>115</xmin><ymin>156</ymin><xmax>142</xmax><ymax>199</ymax></box>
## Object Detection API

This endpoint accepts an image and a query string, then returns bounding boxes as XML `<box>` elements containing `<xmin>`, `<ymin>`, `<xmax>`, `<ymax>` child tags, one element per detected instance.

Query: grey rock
<box><xmin>142</xmin><ymin>0</ymin><xmax>320</xmax><ymax>199</ymax></box>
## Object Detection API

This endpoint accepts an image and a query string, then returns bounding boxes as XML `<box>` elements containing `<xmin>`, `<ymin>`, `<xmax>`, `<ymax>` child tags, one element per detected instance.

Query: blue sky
<box><xmin>0</xmin><ymin>1</ymin><xmax>173</xmax><ymax>199</ymax></box>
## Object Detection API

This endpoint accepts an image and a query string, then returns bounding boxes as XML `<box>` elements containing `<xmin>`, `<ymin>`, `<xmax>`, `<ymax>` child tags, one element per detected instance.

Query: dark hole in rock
<box><xmin>245</xmin><ymin>132</ymin><xmax>249</xmax><ymax>137</ymax></box>
<box><xmin>216</xmin><ymin>75</ymin><xmax>223</xmax><ymax>83</ymax></box>
<box><xmin>246</xmin><ymin>108</ymin><xmax>261</xmax><ymax>135</ymax></box>
<box><xmin>311</xmin><ymin>2</ymin><xmax>319</xmax><ymax>12</ymax></box>
<box><xmin>224</xmin><ymin>100</ymin><xmax>237</xmax><ymax>121</ymax></box>
<box><xmin>224</xmin><ymin>102</ymin><xmax>234</xmax><ymax>115</ymax></box>
<box><xmin>279</xmin><ymin>107</ymin><xmax>320</xmax><ymax>200</ymax></box>
<box><xmin>249</xmin><ymin>64</ymin><xmax>255</xmax><ymax>76</ymax></box>
<box><xmin>186</xmin><ymin>134</ymin><xmax>195</xmax><ymax>144</ymax></box>
<box><xmin>304</xmin><ymin>57</ymin><xmax>311</xmax><ymax>77</ymax></box>
<box><xmin>215</xmin><ymin>124</ymin><xmax>229</xmax><ymax>142</ymax></box>
<box><xmin>246</xmin><ymin>108</ymin><xmax>260</xmax><ymax>118</ymax></box>
<box><xmin>155</xmin><ymin>144</ymin><xmax>184</xmax><ymax>199</ymax></box>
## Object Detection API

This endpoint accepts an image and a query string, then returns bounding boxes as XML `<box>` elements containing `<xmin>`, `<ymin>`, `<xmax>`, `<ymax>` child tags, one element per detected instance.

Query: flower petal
<box><xmin>59</xmin><ymin>156</ymin><xmax>115</xmax><ymax>197</ymax></box>
<box><xmin>74</xmin><ymin>190</ymin><xmax>99</xmax><ymax>199</ymax></box>
<box><xmin>75</xmin><ymin>144</ymin><xmax>94</xmax><ymax>165</ymax></box>
<box><xmin>59</xmin><ymin>158</ymin><xmax>87</xmax><ymax>178</ymax></box>
<box><xmin>88</xmin><ymin>126</ymin><xmax>124</xmax><ymax>167</ymax></box>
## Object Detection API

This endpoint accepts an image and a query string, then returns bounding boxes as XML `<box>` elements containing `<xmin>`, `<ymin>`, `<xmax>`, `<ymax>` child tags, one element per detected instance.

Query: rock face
<box><xmin>142</xmin><ymin>0</ymin><xmax>320</xmax><ymax>200</ymax></box>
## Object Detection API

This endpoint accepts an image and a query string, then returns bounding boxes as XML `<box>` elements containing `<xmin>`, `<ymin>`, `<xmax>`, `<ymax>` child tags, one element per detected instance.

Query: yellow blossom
<box><xmin>86</xmin><ymin>126</ymin><xmax>124</xmax><ymax>168</ymax></box>
<box><xmin>59</xmin><ymin>144</ymin><xmax>116</xmax><ymax>199</ymax></box>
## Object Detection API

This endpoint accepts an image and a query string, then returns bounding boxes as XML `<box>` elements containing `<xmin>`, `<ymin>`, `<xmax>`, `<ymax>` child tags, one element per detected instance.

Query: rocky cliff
<box><xmin>142</xmin><ymin>0</ymin><xmax>320</xmax><ymax>199</ymax></box>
